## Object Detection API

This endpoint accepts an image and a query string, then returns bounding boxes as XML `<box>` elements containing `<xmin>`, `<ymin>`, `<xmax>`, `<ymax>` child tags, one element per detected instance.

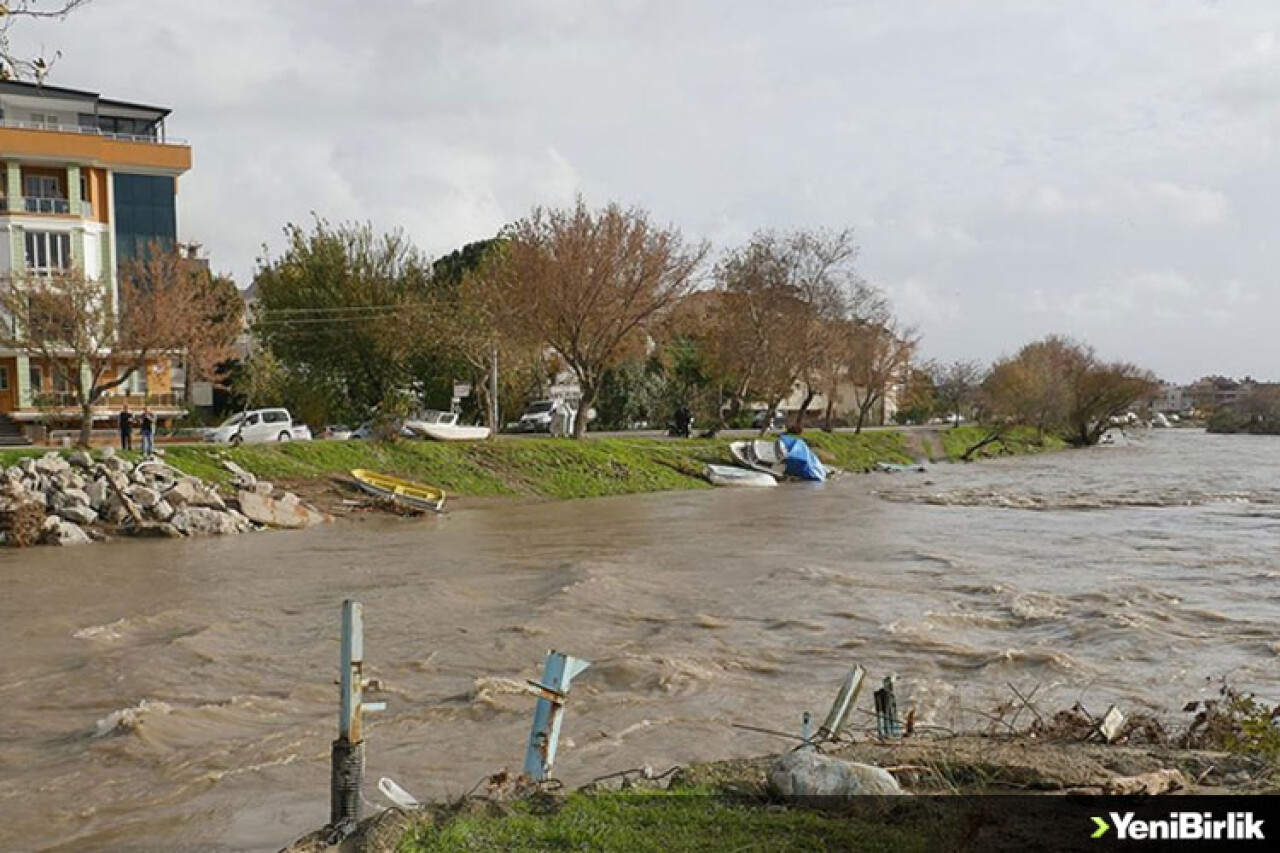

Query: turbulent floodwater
<box><xmin>1</xmin><ymin>429</ymin><xmax>1277</xmax><ymax>851</ymax></box>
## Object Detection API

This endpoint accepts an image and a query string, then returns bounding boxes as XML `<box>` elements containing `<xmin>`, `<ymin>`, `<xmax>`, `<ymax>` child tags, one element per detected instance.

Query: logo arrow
<box><xmin>1091</xmin><ymin>816</ymin><xmax>1111</xmax><ymax>838</ymax></box>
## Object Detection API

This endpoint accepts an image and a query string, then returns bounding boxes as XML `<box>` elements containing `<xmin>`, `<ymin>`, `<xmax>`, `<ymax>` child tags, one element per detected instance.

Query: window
<box><xmin>29</xmin><ymin>112</ymin><xmax>60</xmax><ymax>129</ymax></box>
<box><xmin>80</xmin><ymin>173</ymin><xmax>89</xmax><ymax>203</ymax></box>
<box><xmin>127</xmin><ymin>368</ymin><xmax>148</xmax><ymax>396</ymax></box>
<box><xmin>263</xmin><ymin>410</ymin><xmax>287</xmax><ymax>424</ymax></box>
<box><xmin>24</xmin><ymin>231</ymin><xmax>72</xmax><ymax>273</ymax></box>
<box><xmin>0</xmin><ymin>367</ymin><xmax>8</xmax><ymax>391</ymax></box>
<box><xmin>24</xmin><ymin>175</ymin><xmax>61</xmax><ymax>199</ymax></box>
<box><xmin>29</xmin><ymin>365</ymin><xmax>43</xmax><ymax>392</ymax></box>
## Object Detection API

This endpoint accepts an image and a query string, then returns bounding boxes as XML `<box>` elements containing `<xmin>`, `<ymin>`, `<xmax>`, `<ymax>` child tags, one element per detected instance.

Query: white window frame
<box><xmin>23</xmin><ymin>231</ymin><xmax>73</xmax><ymax>274</ymax></box>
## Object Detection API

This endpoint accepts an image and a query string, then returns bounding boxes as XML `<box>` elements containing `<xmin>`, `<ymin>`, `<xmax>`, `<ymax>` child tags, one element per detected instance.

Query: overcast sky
<box><xmin>18</xmin><ymin>0</ymin><xmax>1280</xmax><ymax>381</ymax></box>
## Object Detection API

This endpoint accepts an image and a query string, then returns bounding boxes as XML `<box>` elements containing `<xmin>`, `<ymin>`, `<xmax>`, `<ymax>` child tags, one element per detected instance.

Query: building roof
<box><xmin>0</xmin><ymin>79</ymin><xmax>171</xmax><ymax>119</ymax></box>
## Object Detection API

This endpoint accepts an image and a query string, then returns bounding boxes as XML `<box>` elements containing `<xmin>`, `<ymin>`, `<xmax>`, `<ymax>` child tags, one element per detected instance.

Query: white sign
<box><xmin>452</xmin><ymin>382</ymin><xmax>472</xmax><ymax>399</ymax></box>
<box><xmin>191</xmin><ymin>381</ymin><xmax>214</xmax><ymax>407</ymax></box>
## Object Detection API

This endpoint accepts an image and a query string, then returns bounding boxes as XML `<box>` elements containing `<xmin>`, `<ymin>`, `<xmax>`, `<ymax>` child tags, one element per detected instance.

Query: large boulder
<box><xmin>150</xmin><ymin>499</ymin><xmax>175</xmax><ymax>522</ymax></box>
<box><xmin>57</xmin><ymin>504</ymin><xmax>99</xmax><ymax>526</ymax></box>
<box><xmin>236</xmin><ymin>490</ymin><xmax>328</xmax><ymax>529</ymax></box>
<box><xmin>68</xmin><ymin>450</ymin><xmax>95</xmax><ymax>469</ymax></box>
<box><xmin>766</xmin><ymin>749</ymin><xmax>904</xmax><ymax>798</ymax></box>
<box><xmin>170</xmin><ymin>507</ymin><xmax>248</xmax><ymax>537</ymax></box>
<box><xmin>165</xmin><ymin>479</ymin><xmax>198</xmax><ymax>506</ymax></box>
<box><xmin>129</xmin><ymin>486</ymin><xmax>161</xmax><ymax>509</ymax></box>
<box><xmin>43</xmin><ymin>520</ymin><xmax>93</xmax><ymax>546</ymax></box>
<box><xmin>35</xmin><ymin>452</ymin><xmax>70</xmax><ymax>475</ymax></box>
<box><xmin>84</xmin><ymin>480</ymin><xmax>108</xmax><ymax>510</ymax></box>
<box><xmin>55</xmin><ymin>488</ymin><xmax>92</xmax><ymax>508</ymax></box>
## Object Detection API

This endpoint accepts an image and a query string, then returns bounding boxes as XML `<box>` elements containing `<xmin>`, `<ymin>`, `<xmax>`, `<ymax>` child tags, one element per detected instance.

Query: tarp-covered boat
<box><xmin>729</xmin><ymin>436</ymin><xmax>826</xmax><ymax>482</ymax></box>
<box><xmin>706</xmin><ymin>463</ymin><xmax>778</xmax><ymax>488</ymax></box>
<box><xmin>778</xmin><ymin>435</ymin><xmax>827</xmax><ymax>482</ymax></box>
<box><xmin>351</xmin><ymin>469</ymin><xmax>446</xmax><ymax>512</ymax></box>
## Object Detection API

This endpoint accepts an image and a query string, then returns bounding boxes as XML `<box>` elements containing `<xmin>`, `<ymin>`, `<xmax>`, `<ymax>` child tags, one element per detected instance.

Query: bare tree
<box><xmin>0</xmin><ymin>266</ymin><xmax>191</xmax><ymax>446</ymax></box>
<box><xmin>0</xmin><ymin>0</ymin><xmax>91</xmax><ymax>81</ymax></box>
<box><xmin>491</xmin><ymin>198</ymin><xmax>707</xmax><ymax>438</ymax></box>
<box><xmin>711</xmin><ymin>229</ymin><xmax>863</xmax><ymax>434</ymax></box>
<box><xmin>843</xmin><ymin>316</ymin><xmax>918</xmax><ymax>432</ymax></box>
<box><xmin>124</xmin><ymin>243</ymin><xmax>244</xmax><ymax>404</ymax></box>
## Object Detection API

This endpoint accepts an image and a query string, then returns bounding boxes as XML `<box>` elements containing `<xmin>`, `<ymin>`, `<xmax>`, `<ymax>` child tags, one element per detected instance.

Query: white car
<box><xmin>205</xmin><ymin>408</ymin><xmax>312</xmax><ymax>445</ymax></box>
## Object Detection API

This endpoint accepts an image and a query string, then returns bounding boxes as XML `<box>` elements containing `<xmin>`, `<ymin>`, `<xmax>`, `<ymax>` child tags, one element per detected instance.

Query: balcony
<box><xmin>0</xmin><ymin>196</ymin><xmax>95</xmax><ymax>217</ymax></box>
<box><xmin>0</xmin><ymin>118</ymin><xmax>187</xmax><ymax>146</ymax></box>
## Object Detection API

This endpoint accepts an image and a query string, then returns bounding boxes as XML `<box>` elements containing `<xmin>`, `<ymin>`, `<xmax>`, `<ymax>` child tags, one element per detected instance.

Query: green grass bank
<box><xmin>0</xmin><ymin>427</ymin><xmax>1063</xmax><ymax>502</ymax></box>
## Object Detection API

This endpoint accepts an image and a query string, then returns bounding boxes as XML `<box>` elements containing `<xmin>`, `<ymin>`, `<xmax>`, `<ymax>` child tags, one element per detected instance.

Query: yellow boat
<box><xmin>350</xmin><ymin>469</ymin><xmax>446</xmax><ymax>513</ymax></box>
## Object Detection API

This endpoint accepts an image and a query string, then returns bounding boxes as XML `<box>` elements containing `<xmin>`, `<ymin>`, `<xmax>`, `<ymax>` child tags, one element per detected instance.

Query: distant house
<box><xmin>1151</xmin><ymin>381</ymin><xmax>1193</xmax><ymax>415</ymax></box>
<box><xmin>0</xmin><ymin>80</ymin><xmax>192</xmax><ymax>440</ymax></box>
<box><xmin>1187</xmin><ymin>375</ymin><xmax>1256</xmax><ymax>413</ymax></box>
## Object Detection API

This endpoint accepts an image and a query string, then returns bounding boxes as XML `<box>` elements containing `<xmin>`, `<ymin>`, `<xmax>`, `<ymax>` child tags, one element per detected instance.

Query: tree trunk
<box><xmin>79</xmin><ymin>400</ymin><xmax>94</xmax><ymax>448</ymax></box>
<box><xmin>822</xmin><ymin>396</ymin><xmax>836</xmax><ymax>432</ymax></box>
<box><xmin>572</xmin><ymin>384</ymin><xmax>595</xmax><ymax>439</ymax></box>
<box><xmin>792</xmin><ymin>386</ymin><xmax>816</xmax><ymax>432</ymax></box>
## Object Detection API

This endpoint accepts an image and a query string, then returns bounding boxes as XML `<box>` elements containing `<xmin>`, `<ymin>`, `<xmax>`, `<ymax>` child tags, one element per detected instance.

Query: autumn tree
<box><xmin>984</xmin><ymin>336</ymin><xmax>1156</xmax><ymax>446</ymax></box>
<box><xmin>122</xmin><ymin>243</ymin><xmax>244</xmax><ymax>404</ymax></box>
<box><xmin>0</xmin><ymin>0</ymin><xmax>90</xmax><ymax>81</ymax></box>
<box><xmin>0</xmin><ymin>263</ymin><xmax>204</xmax><ymax>446</ymax></box>
<box><xmin>488</xmin><ymin>199</ymin><xmax>707</xmax><ymax>438</ymax></box>
<box><xmin>842</xmin><ymin>314</ymin><xmax>919</xmax><ymax>432</ymax></box>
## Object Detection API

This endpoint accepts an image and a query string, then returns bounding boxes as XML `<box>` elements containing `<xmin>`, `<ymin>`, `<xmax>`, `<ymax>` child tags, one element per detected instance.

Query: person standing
<box><xmin>140</xmin><ymin>406</ymin><xmax>156</xmax><ymax>457</ymax></box>
<box><xmin>118</xmin><ymin>404</ymin><xmax>133</xmax><ymax>451</ymax></box>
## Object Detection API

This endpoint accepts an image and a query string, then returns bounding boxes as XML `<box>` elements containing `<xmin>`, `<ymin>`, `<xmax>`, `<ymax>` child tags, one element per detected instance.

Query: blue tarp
<box><xmin>779</xmin><ymin>435</ymin><xmax>827</xmax><ymax>482</ymax></box>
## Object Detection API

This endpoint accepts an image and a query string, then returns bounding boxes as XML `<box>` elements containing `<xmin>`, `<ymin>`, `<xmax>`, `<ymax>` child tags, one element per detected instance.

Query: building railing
<box><xmin>0</xmin><ymin>196</ymin><xmax>95</xmax><ymax>217</ymax></box>
<box><xmin>0</xmin><ymin>118</ymin><xmax>188</xmax><ymax>146</ymax></box>
<box><xmin>28</xmin><ymin>391</ymin><xmax>183</xmax><ymax>409</ymax></box>
<box><xmin>24</xmin><ymin>196</ymin><xmax>70</xmax><ymax>215</ymax></box>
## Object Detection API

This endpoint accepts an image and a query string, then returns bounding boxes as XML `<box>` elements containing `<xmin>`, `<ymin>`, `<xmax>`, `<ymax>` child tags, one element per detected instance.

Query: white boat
<box><xmin>706</xmin><ymin>463</ymin><xmax>778</xmax><ymax>488</ymax></box>
<box><xmin>404</xmin><ymin>410</ymin><xmax>491</xmax><ymax>441</ymax></box>
<box><xmin>728</xmin><ymin>439</ymin><xmax>788</xmax><ymax>477</ymax></box>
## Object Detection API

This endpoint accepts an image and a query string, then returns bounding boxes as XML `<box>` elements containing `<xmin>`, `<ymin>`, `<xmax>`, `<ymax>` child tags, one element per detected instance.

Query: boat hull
<box><xmin>706</xmin><ymin>464</ymin><xmax>777</xmax><ymax>487</ymax></box>
<box><xmin>350</xmin><ymin>468</ymin><xmax>446</xmax><ymax>512</ymax></box>
<box><xmin>411</xmin><ymin>424</ymin><xmax>491</xmax><ymax>441</ymax></box>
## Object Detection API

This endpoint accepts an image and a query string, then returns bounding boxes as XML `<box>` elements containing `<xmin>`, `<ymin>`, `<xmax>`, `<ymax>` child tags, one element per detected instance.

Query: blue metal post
<box><xmin>523</xmin><ymin>650</ymin><xmax>591</xmax><ymax>782</ymax></box>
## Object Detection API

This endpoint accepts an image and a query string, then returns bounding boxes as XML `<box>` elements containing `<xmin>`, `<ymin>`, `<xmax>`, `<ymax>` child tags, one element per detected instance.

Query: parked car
<box><xmin>205</xmin><ymin>408</ymin><xmax>312</xmax><ymax>445</ymax></box>
<box><xmin>321</xmin><ymin>425</ymin><xmax>354</xmax><ymax>440</ymax></box>
<box><xmin>514</xmin><ymin>400</ymin><xmax>559</xmax><ymax>433</ymax></box>
<box><xmin>751</xmin><ymin>410</ymin><xmax>787</xmax><ymax>432</ymax></box>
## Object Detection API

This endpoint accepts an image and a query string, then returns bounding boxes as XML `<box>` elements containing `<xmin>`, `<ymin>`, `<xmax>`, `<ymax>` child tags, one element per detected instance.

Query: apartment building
<box><xmin>0</xmin><ymin>80</ymin><xmax>191</xmax><ymax>441</ymax></box>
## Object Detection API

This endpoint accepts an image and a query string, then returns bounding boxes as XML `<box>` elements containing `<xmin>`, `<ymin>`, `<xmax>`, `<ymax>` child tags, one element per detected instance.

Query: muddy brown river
<box><xmin>2</xmin><ymin>430</ymin><xmax>1277</xmax><ymax>851</ymax></box>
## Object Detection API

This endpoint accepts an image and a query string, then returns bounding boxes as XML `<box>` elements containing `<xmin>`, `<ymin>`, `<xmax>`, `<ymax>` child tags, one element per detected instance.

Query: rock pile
<box><xmin>0</xmin><ymin>449</ymin><xmax>329</xmax><ymax>547</ymax></box>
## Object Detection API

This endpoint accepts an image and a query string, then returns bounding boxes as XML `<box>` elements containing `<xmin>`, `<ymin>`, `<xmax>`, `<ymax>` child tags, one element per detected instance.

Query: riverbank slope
<box><xmin>59</xmin><ymin>425</ymin><xmax>1061</xmax><ymax>505</ymax></box>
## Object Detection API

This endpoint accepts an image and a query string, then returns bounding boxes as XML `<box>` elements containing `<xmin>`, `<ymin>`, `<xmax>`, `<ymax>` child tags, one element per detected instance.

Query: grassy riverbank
<box><xmin>0</xmin><ymin>426</ymin><xmax>1063</xmax><ymax>503</ymax></box>
<box><xmin>292</xmin><ymin>731</ymin><xmax>1276</xmax><ymax>853</ymax></box>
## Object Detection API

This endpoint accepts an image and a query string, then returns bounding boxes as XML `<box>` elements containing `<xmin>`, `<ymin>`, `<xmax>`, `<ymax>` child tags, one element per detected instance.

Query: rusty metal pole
<box><xmin>330</xmin><ymin>600</ymin><xmax>366</xmax><ymax>834</ymax></box>
<box><xmin>523</xmin><ymin>650</ymin><xmax>591</xmax><ymax>783</ymax></box>
<box><xmin>873</xmin><ymin>675</ymin><xmax>902</xmax><ymax>738</ymax></box>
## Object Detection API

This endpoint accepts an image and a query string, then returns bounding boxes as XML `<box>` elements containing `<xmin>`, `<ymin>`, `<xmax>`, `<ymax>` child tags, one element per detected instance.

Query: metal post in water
<box><xmin>817</xmin><ymin>665</ymin><xmax>866</xmax><ymax>743</ymax></box>
<box><xmin>329</xmin><ymin>600</ymin><xmax>386</xmax><ymax>834</ymax></box>
<box><xmin>873</xmin><ymin>675</ymin><xmax>902</xmax><ymax>738</ymax></box>
<box><xmin>801</xmin><ymin>711</ymin><xmax>812</xmax><ymax>743</ymax></box>
<box><xmin>523</xmin><ymin>650</ymin><xmax>591</xmax><ymax>782</ymax></box>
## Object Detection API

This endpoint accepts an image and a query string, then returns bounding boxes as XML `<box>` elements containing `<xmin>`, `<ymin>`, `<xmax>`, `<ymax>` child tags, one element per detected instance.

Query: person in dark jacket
<box><xmin>139</xmin><ymin>406</ymin><xmax>156</xmax><ymax>457</ymax></box>
<box><xmin>118</xmin><ymin>405</ymin><xmax>133</xmax><ymax>451</ymax></box>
